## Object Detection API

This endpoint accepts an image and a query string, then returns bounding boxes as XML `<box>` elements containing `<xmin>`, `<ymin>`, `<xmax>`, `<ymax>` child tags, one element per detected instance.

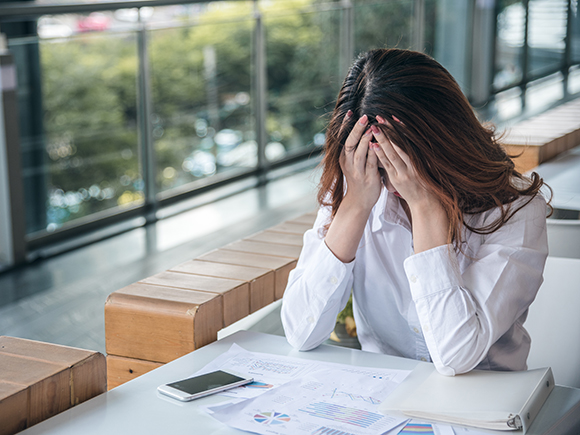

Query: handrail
<box><xmin>0</xmin><ymin>0</ymin><xmax>244</xmax><ymax>21</ymax></box>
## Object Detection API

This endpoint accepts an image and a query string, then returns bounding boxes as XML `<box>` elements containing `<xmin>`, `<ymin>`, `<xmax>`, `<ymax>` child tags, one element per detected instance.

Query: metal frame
<box><xmin>491</xmin><ymin>0</ymin><xmax>579</xmax><ymax>109</ymax></box>
<box><xmin>2</xmin><ymin>0</ymin><xmax>576</xmax><ymax>269</ymax></box>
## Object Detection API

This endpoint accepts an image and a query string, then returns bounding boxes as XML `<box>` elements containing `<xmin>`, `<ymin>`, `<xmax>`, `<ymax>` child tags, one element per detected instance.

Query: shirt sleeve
<box><xmin>404</xmin><ymin>195</ymin><xmax>549</xmax><ymax>376</ymax></box>
<box><xmin>281</xmin><ymin>206</ymin><xmax>355</xmax><ymax>351</ymax></box>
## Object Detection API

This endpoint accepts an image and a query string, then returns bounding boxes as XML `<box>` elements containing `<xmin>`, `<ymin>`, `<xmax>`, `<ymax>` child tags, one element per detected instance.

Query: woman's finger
<box><xmin>392</xmin><ymin>143</ymin><xmax>413</xmax><ymax>167</ymax></box>
<box><xmin>344</xmin><ymin>114</ymin><xmax>369</xmax><ymax>153</ymax></box>
<box><xmin>370</xmin><ymin>124</ymin><xmax>406</xmax><ymax>172</ymax></box>
<box><xmin>371</xmin><ymin>141</ymin><xmax>396</xmax><ymax>177</ymax></box>
<box><xmin>366</xmin><ymin>140</ymin><xmax>378</xmax><ymax>172</ymax></box>
<box><xmin>337</xmin><ymin>109</ymin><xmax>354</xmax><ymax>141</ymax></box>
<box><xmin>353</xmin><ymin>128</ymin><xmax>372</xmax><ymax>171</ymax></box>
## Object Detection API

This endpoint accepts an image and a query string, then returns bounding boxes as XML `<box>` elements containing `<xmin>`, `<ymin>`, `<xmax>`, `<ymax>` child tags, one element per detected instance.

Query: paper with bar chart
<box><xmin>208</xmin><ymin>365</ymin><xmax>411</xmax><ymax>435</ymax></box>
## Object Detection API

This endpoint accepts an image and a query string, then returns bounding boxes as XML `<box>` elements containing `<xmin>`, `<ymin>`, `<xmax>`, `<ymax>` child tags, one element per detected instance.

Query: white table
<box><xmin>20</xmin><ymin>331</ymin><xmax>580</xmax><ymax>435</ymax></box>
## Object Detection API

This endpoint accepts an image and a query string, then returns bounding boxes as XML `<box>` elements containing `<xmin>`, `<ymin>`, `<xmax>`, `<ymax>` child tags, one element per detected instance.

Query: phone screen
<box><xmin>167</xmin><ymin>370</ymin><xmax>248</xmax><ymax>395</ymax></box>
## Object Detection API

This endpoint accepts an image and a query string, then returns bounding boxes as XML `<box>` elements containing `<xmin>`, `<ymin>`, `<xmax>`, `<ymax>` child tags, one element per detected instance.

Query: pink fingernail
<box><xmin>359</xmin><ymin>114</ymin><xmax>368</xmax><ymax>125</ymax></box>
<box><xmin>346</xmin><ymin>110</ymin><xmax>353</xmax><ymax>119</ymax></box>
<box><xmin>392</xmin><ymin>115</ymin><xmax>402</xmax><ymax>123</ymax></box>
<box><xmin>363</xmin><ymin>128</ymin><xmax>371</xmax><ymax>136</ymax></box>
<box><xmin>376</xmin><ymin>115</ymin><xmax>387</xmax><ymax>124</ymax></box>
<box><xmin>370</xmin><ymin>125</ymin><xmax>380</xmax><ymax>135</ymax></box>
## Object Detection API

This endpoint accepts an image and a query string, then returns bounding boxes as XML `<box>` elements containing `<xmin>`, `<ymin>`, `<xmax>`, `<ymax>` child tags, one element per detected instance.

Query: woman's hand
<box><xmin>340</xmin><ymin>113</ymin><xmax>382</xmax><ymax>212</ymax></box>
<box><xmin>369</xmin><ymin>116</ymin><xmax>432</xmax><ymax>208</ymax></box>
<box><xmin>324</xmin><ymin>112</ymin><xmax>381</xmax><ymax>263</ymax></box>
<box><xmin>370</xmin><ymin>115</ymin><xmax>450</xmax><ymax>253</ymax></box>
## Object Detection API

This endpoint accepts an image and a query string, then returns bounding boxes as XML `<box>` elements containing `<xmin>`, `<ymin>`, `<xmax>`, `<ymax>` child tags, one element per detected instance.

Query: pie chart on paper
<box><xmin>253</xmin><ymin>411</ymin><xmax>291</xmax><ymax>425</ymax></box>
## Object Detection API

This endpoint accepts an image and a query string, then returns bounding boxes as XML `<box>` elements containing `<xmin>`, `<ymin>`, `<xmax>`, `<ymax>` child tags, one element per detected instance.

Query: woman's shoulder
<box><xmin>466</xmin><ymin>193</ymin><xmax>547</xmax><ymax>228</ymax></box>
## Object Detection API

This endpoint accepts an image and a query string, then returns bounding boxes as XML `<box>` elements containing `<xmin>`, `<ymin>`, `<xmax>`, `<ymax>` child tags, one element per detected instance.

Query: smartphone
<box><xmin>157</xmin><ymin>370</ymin><xmax>253</xmax><ymax>401</ymax></box>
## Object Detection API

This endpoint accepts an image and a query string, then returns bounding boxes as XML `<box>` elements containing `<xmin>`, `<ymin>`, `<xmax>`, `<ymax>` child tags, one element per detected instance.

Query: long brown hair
<box><xmin>319</xmin><ymin>48</ymin><xmax>548</xmax><ymax>248</ymax></box>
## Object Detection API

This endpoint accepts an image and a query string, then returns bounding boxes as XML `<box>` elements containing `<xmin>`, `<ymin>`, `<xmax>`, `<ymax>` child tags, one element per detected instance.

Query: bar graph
<box><xmin>398</xmin><ymin>422</ymin><xmax>435</xmax><ymax>434</ymax></box>
<box><xmin>299</xmin><ymin>402</ymin><xmax>383</xmax><ymax>428</ymax></box>
<box><xmin>311</xmin><ymin>426</ymin><xmax>358</xmax><ymax>435</ymax></box>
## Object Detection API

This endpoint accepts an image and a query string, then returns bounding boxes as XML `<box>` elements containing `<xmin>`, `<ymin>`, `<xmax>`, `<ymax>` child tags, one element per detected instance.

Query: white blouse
<box><xmin>281</xmin><ymin>187</ymin><xmax>548</xmax><ymax>376</ymax></box>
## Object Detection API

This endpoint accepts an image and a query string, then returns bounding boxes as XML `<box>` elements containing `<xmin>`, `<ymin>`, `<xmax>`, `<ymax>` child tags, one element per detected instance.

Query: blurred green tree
<box><xmin>39</xmin><ymin>0</ymin><xmax>419</xmax><ymax>227</ymax></box>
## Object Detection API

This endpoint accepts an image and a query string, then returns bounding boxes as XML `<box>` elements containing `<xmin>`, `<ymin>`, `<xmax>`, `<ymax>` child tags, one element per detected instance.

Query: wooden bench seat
<box><xmin>104</xmin><ymin>211</ymin><xmax>317</xmax><ymax>389</ymax></box>
<box><xmin>502</xmin><ymin>98</ymin><xmax>580</xmax><ymax>172</ymax></box>
<box><xmin>0</xmin><ymin>336</ymin><xmax>106</xmax><ymax>435</ymax></box>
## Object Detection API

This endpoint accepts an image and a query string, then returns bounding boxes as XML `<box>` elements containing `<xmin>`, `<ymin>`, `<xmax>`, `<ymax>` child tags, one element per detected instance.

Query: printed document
<box><xmin>194</xmin><ymin>344</ymin><xmax>412</xmax><ymax>434</ymax></box>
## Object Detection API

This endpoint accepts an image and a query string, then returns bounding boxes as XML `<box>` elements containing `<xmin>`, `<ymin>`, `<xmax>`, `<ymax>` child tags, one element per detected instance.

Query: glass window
<box><xmin>527</xmin><ymin>0</ymin><xmax>567</xmax><ymax>79</ymax></box>
<box><xmin>571</xmin><ymin>0</ymin><xmax>580</xmax><ymax>64</ymax></box>
<box><xmin>149</xmin><ymin>3</ymin><xmax>254</xmax><ymax>196</ymax></box>
<box><xmin>353</xmin><ymin>0</ymin><xmax>414</xmax><ymax>56</ymax></box>
<box><xmin>263</xmin><ymin>3</ymin><xmax>341</xmax><ymax>163</ymax></box>
<box><xmin>494</xmin><ymin>0</ymin><xmax>525</xmax><ymax>91</ymax></box>
<box><xmin>11</xmin><ymin>26</ymin><xmax>141</xmax><ymax>236</ymax></box>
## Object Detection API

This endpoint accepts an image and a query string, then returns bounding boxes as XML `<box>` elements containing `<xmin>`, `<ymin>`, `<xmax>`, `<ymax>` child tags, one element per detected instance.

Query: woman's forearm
<box><xmin>409</xmin><ymin>199</ymin><xmax>449</xmax><ymax>254</ymax></box>
<box><xmin>324</xmin><ymin>196</ymin><xmax>371</xmax><ymax>263</ymax></box>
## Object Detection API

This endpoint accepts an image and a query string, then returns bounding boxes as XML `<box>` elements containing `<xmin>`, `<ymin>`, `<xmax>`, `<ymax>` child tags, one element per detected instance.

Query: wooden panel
<box><xmin>0</xmin><ymin>353</ymin><xmax>70</xmax><ymax>426</ymax></box>
<box><xmin>245</xmin><ymin>230</ymin><xmax>304</xmax><ymax>247</ymax></box>
<box><xmin>140</xmin><ymin>271</ymin><xmax>249</xmax><ymax>326</ymax></box>
<box><xmin>70</xmin><ymin>353</ymin><xmax>107</xmax><ymax>406</ymax></box>
<box><xmin>105</xmin><ymin>284</ymin><xmax>222</xmax><ymax>363</ymax></box>
<box><xmin>170</xmin><ymin>260</ymin><xmax>275</xmax><ymax>313</ymax></box>
<box><xmin>198</xmin><ymin>248</ymin><xmax>294</xmax><ymax>270</ymax></box>
<box><xmin>268</xmin><ymin>221</ymin><xmax>312</xmax><ymax>235</ymax></box>
<box><xmin>275</xmin><ymin>261</ymin><xmax>298</xmax><ymax>300</ymax></box>
<box><xmin>500</xmin><ymin>99</ymin><xmax>580</xmax><ymax>172</ymax></box>
<box><xmin>197</xmin><ymin>249</ymin><xmax>296</xmax><ymax>299</ymax></box>
<box><xmin>0</xmin><ymin>336</ymin><xmax>95</xmax><ymax>363</ymax></box>
<box><xmin>223</xmin><ymin>240</ymin><xmax>302</xmax><ymax>259</ymax></box>
<box><xmin>171</xmin><ymin>259</ymin><xmax>271</xmax><ymax>281</ymax></box>
<box><xmin>0</xmin><ymin>381</ymin><xmax>28</xmax><ymax>435</ymax></box>
<box><xmin>0</xmin><ymin>336</ymin><xmax>106</xmax><ymax>407</ymax></box>
<box><xmin>28</xmin><ymin>369</ymin><xmax>70</xmax><ymax>426</ymax></box>
<box><xmin>503</xmin><ymin>144</ymin><xmax>541</xmax><ymax>173</ymax></box>
<box><xmin>287</xmin><ymin>212</ymin><xmax>317</xmax><ymax>226</ymax></box>
<box><xmin>106</xmin><ymin>355</ymin><xmax>163</xmax><ymax>390</ymax></box>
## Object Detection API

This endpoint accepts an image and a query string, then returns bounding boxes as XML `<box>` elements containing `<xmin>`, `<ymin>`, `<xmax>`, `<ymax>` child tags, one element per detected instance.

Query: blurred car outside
<box><xmin>76</xmin><ymin>13</ymin><xmax>111</xmax><ymax>32</ymax></box>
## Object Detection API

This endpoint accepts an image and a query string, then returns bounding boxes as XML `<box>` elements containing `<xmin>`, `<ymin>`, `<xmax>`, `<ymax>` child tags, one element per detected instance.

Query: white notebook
<box><xmin>379</xmin><ymin>364</ymin><xmax>554</xmax><ymax>433</ymax></box>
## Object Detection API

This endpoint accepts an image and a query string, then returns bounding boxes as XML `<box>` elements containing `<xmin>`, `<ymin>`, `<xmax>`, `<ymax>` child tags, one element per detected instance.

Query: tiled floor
<box><xmin>0</xmin><ymin>166</ymin><xmax>321</xmax><ymax>354</ymax></box>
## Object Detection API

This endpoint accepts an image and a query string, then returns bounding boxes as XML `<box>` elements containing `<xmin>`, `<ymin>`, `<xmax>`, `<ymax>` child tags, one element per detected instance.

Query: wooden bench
<box><xmin>0</xmin><ymin>336</ymin><xmax>106</xmax><ymax>435</ymax></box>
<box><xmin>502</xmin><ymin>98</ymin><xmax>580</xmax><ymax>172</ymax></box>
<box><xmin>104</xmin><ymin>212</ymin><xmax>316</xmax><ymax>389</ymax></box>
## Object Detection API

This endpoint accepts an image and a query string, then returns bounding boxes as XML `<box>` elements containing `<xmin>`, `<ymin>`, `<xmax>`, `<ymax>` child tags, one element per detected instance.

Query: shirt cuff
<box><xmin>301</xmin><ymin>239</ymin><xmax>355</xmax><ymax>303</ymax></box>
<box><xmin>403</xmin><ymin>244</ymin><xmax>463</xmax><ymax>300</ymax></box>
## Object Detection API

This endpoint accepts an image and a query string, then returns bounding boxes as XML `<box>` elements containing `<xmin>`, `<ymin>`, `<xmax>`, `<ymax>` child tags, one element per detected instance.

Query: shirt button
<box><xmin>307</xmin><ymin>316</ymin><xmax>315</xmax><ymax>324</ymax></box>
<box><xmin>409</xmin><ymin>274</ymin><xmax>417</xmax><ymax>283</ymax></box>
<box><xmin>330</xmin><ymin>276</ymin><xmax>338</xmax><ymax>285</ymax></box>
<box><xmin>413</xmin><ymin>327</ymin><xmax>420</xmax><ymax>334</ymax></box>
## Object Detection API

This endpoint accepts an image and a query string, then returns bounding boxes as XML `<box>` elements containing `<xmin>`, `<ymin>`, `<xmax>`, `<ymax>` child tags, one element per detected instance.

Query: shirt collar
<box><xmin>371</xmin><ymin>187</ymin><xmax>412</xmax><ymax>233</ymax></box>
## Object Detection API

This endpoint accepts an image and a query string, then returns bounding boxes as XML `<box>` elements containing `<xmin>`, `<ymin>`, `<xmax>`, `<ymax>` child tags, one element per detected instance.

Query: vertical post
<box><xmin>413</xmin><ymin>0</ymin><xmax>425</xmax><ymax>52</ymax></box>
<box><xmin>434</xmin><ymin>0</ymin><xmax>474</xmax><ymax>92</ymax></box>
<box><xmin>253</xmin><ymin>0</ymin><xmax>268</xmax><ymax>184</ymax></box>
<box><xmin>563</xmin><ymin>0</ymin><xmax>573</xmax><ymax>97</ymax></box>
<box><xmin>137</xmin><ymin>9</ymin><xmax>157</xmax><ymax>221</ymax></box>
<box><xmin>0</xmin><ymin>50</ymin><xmax>26</xmax><ymax>267</ymax></box>
<box><xmin>340</xmin><ymin>0</ymin><xmax>354</xmax><ymax>78</ymax></box>
<box><xmin>470</xmin><ymin>0</ymin><xmax>496</xmax><ymax>106</ymax></box>
<box><xmin>521</xmin><ymin>0</ymin><xmax>530</xmax><ymax>109</ymax></box>
<box><xmin>203</xmin><ymin>45</ymin><xmax>220</xmax><ymax>162</ymax></box>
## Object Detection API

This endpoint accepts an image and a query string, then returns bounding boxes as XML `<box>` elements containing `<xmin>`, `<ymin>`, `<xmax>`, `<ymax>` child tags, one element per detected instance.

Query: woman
<box><xmin>281</xmin><ymin>48</ymin><xmax>549</xmax><ymax>376</ymax></box>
